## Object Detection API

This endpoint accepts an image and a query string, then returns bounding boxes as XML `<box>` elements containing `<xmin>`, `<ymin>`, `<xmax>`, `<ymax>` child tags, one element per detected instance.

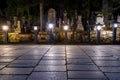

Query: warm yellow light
<box><xmin>102</xmin><ymin>25</ymin><xmax>105</xmax><ymax>27</ymax></box>
<box><xmin>2</xmin><ymin>25</ymin><xmax>9</xmax><ymax>31</ymax></box>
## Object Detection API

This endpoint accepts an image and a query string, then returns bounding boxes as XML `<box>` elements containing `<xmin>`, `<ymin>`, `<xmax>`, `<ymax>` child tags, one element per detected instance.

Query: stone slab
<box><xmin>27</xmin><ymin>72</ymin><xmax>67</xmax><ymax>80</ymax></box>
<box><xmin>68</xmin><ymin>71</ymin><xmax>106</xmax><ymax>79</ymax></box>
<box><xmin>67</xmin><ymin>65</ymin><xmax>99</xmax><ymax>71</ymax></box>
<box><xmin>0</xmin><ymin>75</ymin><xmax>27</xmax><ymax>80</ymax></box>
<box><xmin>34</xmin><ymin>65</ymin><xmax>66</xmax><ymax>71</ymax></box>
<box><xmin>0</xmin><ymin>68</ymin><xmax>33</xmax><ymax>74</ymax></box>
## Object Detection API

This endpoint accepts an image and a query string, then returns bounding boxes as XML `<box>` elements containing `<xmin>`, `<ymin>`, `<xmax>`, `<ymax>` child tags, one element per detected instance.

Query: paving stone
<box><xmin>94</xmin><ymin>61</ymin><xmax>120</xmax><ymax>67</ymax></box>
<box><xmin>47</xmin><ymin>51</ymin><xmax>65</xmax><ymax>54</ymax></box>
<box><xmin>34</xmin><ymin>65</ymin><xmax>66</xmax><ymax>71</ymax></box>
<box><xmin>24</xmin><ymin>52</ymin><xmax>45</xmax><ymax>56</ymax></box>
<box><xmin>67</xmin><ymin>51</ymin><xmax>84</xmax><ymax>53</ymax></box>
<box><xmin>0</xmin><ymin>59</ymin><xmax>14</xmax><ymax>63</ymax></box>
<box><xmin>68</xmin><ymin>71</ymin><xmax>106</xmax><ymax>79</ymax></box>
<box><xmin>18</xmin><ymin>56</ymin><xmax>42</xmax><ymax>60</ymax></box>
<box><xmin>8</xmin><ymin>60</ymin><xmax>39</xmax><ymax>68</ymax></box>
<box><xmin>11</xmin><ymin>60</ymin><xmax>39</xmax><ymax>64</ymax></box>
<box><xmin>0</xmin><ymin>56</ymin><xmax>17</xmax><ymax>59</ymax></box>
<box><xmin>0</xmin><ymin>68</ymin><xmax>33</xmax><ymax>74</ymax></box>
<box><xmin>87</xmin><ymin>53</ymin><xmax>113</xmax><ymax>57</ymax></box>
<box><xmin>1</xmin><ymin>53</ymin><xmax>23</xmax><ymax>57</ymax></box>
<box><xmin>67</xmin><ymin>55</ymin><xmax>89</xmax><ymax>59</ymax></box>
<box><xmin>0</xmin><ymin>63</ymin><xmax>9</xmax><ymax>65</ymax></box>
<box><xmin>67</xmin><ymin>59</ymin><xmax>94</xmax><ymax>65</ymax></box>
<box><xmin>39</xmin><ymin>60</ymin><xmax>66</xmax><ymax>65</ymax></box>
<box><xmin>0</xmin><ymin>65</ymin><xmax>6</xmax><ymax>70</ymax></box>
<box><xmin>91</xmin><ymin>57</ymin><xmax>117</xmax><ymax>61</ymax></box>
<box><xmin>105</xmin><ymin>73</ymin><xmax>120</xmax><ymax>80</ymax></box>
<box><xmin>43</xmin><ymin>56</ymin><xmax>65</xmax><ymax>60</ymax></box>
<box><xmin>7</xmin><ymin>64</ymin><xmax>36</xmax><ymax>68</ymax></box>
<box><xmin>100</xmin><ymin>67</ymin><xmax>120</xmax><ymax>72</ymax></box>
<box><xmin>27</xmin><ymin>72</ymin><xmax>67</xmax><ymax>80</ymax></box>
<box><xmin>0</xmin><ymin>75</ymin><xmax>27</xmax><ymax>80</ymax></box>
<box><xmin>45</xmin><ymin>54</ymin><xmax>65</xmax><ymax>56</ymax></box>
<box><xmin>67</xmin><ymin>65</ymin><xmax>99</xmax><ymax>71</ymax></box>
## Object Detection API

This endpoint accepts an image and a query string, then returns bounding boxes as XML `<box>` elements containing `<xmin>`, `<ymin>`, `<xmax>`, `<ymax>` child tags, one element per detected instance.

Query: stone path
<box><xmin>0</xmin><ymin>45</ymin><xmax>120</xmax><ymax>80</ymax></box>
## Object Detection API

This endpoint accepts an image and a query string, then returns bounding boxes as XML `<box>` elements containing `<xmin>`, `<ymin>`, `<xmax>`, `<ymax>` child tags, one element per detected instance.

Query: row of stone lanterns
<box><xmin>33</xmin><ymin>23</ymin><xmax>69</xmax><ymax>44</ymax></box>
<box><xmin>2</xmin><ymin>22</ymin><xmax>119</xmax><ymax>44</ymax></box>
<box><xmin>94</xmin><ymin>22</ymin><xmax>119</xmax><ymax>44</ymax></box>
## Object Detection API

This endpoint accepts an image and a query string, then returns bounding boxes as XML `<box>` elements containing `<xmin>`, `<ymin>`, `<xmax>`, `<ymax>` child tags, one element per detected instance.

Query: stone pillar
<box><xmin>59</xmin><ymin>18</ymin><xmax>62</xmax><ymax>29</ymax></box>
<box><xmin>21</xmin><ymin>16</ymin><xmax>25</xmax><ymax>33</ymax></box>
<box><xmin>47</xmin><ymin>8</ymin><xmax>56</xmax><ymax>31</ymax></box>
<box><xmin>40</xmin><ymin>3</ymin><xmax>43</xmax><ymax>31</ymax></box>
<box><xmin>63</xmin><ymin>10</ymin><xmax>68</xmax><ymax>24</ymax></box>
<box><xmin>48</xmin><ymin>8</ymin><xmax>56</xmax><ymax>23</ymax></box>
<box><xmin>76</xmin><ymin>16</ymin><xmax>84</xmax><ymax>30</ymax></box>
<box><xmin>102</xmin><ymin>0</ymin><xmax>109</xmax><ymax>27</ymax></box>
<box><xmin>13</xmin><ymin>16</ymin><xmax>17</xmax><ymax>27</ymax></box>
<box><xmin>7</xmin><ymin>20</ymin><xmax>11</xmax><ymax>31</ymax></box>
<box><xmin>117</xmin><ymin>15</ymin><xmax>120</xmax><ymax>27</ymax></box>
<box><xmin>15</xmin><ymin>20</ymin><xmax>21</xmax><ymax>33</ymax></box>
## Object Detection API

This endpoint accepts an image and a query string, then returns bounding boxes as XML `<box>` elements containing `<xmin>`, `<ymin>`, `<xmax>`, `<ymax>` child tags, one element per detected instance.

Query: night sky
<box><xmin>0</xmin><ymin>0</ymin><xmax>6</xmax><ymax>9</ymax></box>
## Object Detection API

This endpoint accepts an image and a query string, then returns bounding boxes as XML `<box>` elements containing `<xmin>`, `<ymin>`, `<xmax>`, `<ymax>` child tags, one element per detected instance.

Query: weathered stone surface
<box><xmin>0</xmin><ymin>45</ymin><xmax>120</xmax><ymax>80</ymax></box>
<box><xmin>68</xmin><ymin>71</ymin><xmax>106</xmax><ymax>79</ymax></box>
<box><xmin>34</xmin><ymin>65</ymin><xmax>66</xmax><ymax>71</ymax></box>
<box><xmin>0</xmin><ymin>68</ymin><xmax>33</xmax><ymax>74</ymax></box>
<box><xmin>0</xmin><ymin>75</ymin><xmax>27</xmax><ymax>80</ymax></box>
<box><xmin>28</xmin><ymin>72</ymin><xmax>67</xmax><ymax>80</ymax></box>
<box><xmin>67</xmin><ymin>65</ymin><xmax>99</xmax><ymax>71</ymax></box>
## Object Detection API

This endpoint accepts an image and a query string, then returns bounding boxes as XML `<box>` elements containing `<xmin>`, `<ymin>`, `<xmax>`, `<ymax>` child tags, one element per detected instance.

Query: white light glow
<box><xmin>34</xmin><ymin>26</ymin><xmax>38</xmax><ymax>30</ymax></box>
<box><xmin>48</xmin><ymin>24</ymin><xmax>54</xmax><ymax>29</ymax></box>
<box><xmin>2</xmin><ymin>25</ymin><xmax>9</xmax><ymax>31</ymax></box>
<box><xmin>63</xmin><ymin>25</ymin><xmax>69</xmax><ymax>31</ymax></box>
<box><xmin>97</xmin><ymin>26</ymin><xmax>101</xmax><ymax>30</ymax></box>
<box><xmin>114</xmin><ymin>23</ymin><xmax>118</xmax><ymax>28</ymax></box>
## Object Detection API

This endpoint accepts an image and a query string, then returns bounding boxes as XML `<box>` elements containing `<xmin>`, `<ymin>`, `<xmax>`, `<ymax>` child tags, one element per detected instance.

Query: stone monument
<box><xmin>96</xmin><ymin>14</ymin><xmax>104</xmax><ymax>25</ymax></box>
<box><xmin>48</xmin><ymin>8</ymin><xmax>56</xmax><ymax>24</ymax></box>
<box><xmin>13</xmin><ymin>16</ymin><xmax>17</xmax><ymax>27</ymax></box>
<box><xmin>117</xmin><ymin>15</ymin><xmax>120</xmax><ymax>27</ymax></box>
<box><xmin>117</xmin><ymin>15</ymin><xmax>120</xmax><ymax>23</ymax></box>
<box><xmin>59</xmin><ymin>18</ymin><xmax>62</xmax><ymax>29</ymax></box>
<box><xmin>15</xmin><ymin>20</ymin><xmax>21</xmax><ymax>33</ymax></box>
<box><xmin>76</xmin><ymin>16</ymin><xmax>84</xmax><ymax>30</ymax></box>
<box><xmin>21</xmin><ymin>16</ymin><xmax>25</xmax><ymax>33</ymax></box>
<box><xmin>63</xmin><ymin>10</ymin><xmax>68</xmax><ymax>24</ymax></box>
<box><xmin>7</xmin><ymin>20</ymin><xmax>11</xmax><ymax>31</ymax></box>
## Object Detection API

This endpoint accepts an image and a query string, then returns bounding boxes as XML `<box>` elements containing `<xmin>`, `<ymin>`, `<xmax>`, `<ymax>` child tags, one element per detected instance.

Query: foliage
<box><xmin>5</xmin><ymin>0</ymin><xmax>39</xmax><ymax>18</ymax></box>
<box><xmin>54</xmin><ymin>27</ymin><xmax>60</xmax><ymax>33</ymax></box>
<box><xmin>95</xmin><ymin>11</ymin><xmax>112</xmax><ymax>15</ymax></box>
